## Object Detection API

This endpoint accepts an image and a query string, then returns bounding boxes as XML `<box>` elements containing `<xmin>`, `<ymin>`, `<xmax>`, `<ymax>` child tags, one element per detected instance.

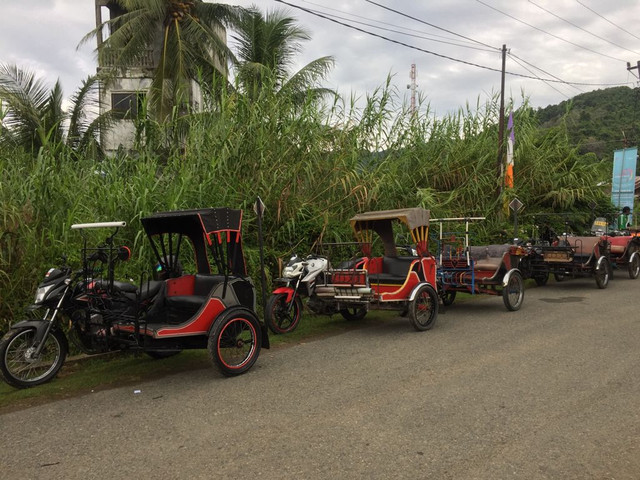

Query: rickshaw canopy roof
<box><xmin>141</xmin><ymin>208</ymin><xmax>242</xmax><ymax>239</ymax></box>
<box><xmin>350</xmin><ymin>208</ymin><xmax>430</xmax><ymax>232</ymax></box>
<box><xmin>141</xmin><ymin>208</ymin><xmax>245</xmax><ymax>276</ymax></box>
<box><xmin>350</xmin><ymin>208</ymin><xmax>430</xmax><ymax>257</ymax></box>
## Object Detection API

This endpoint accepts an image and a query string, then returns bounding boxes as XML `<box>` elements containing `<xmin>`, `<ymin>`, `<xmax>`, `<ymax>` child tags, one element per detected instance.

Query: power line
<box><xmin>509</xmin><ymin>53</ymin><xmax>584</xmax><ymax>94</ymax></box>
<box><xmin>528</xmin><ymin>0</ymin><xmax>640</xmax><ymax>56</ymax></box>
<box><xmin>364</xmin><ymin>0</ymin><xmax>500</xmax><ymax>51</ymax></box>
<box><xmin>275</xmin><ymin>0</ymin><xmax>634</xmax><ymax>88</ymax></box>
<box><xmin>576</xmin><ymin>0</ymin><xmax>640</xmax><ymax>42</ymax></box>
<box><xmin>476</xmin><ymin>0</ymin><xmax>628</xmax><ymax>63</ymax></box>
<box><xmin>298</xmin><ymin>0</ymin><xmax>487</xmax><ymax>49</ymax></box>
<box><xmin>294</xmin><ymin>4</ymin><xmax>496</xmax><ymax>53</ymax></box>
<box><xmin>508</xmin><ymin>54</ymin><xmax>575</xmax><ymax>99</ymax></box>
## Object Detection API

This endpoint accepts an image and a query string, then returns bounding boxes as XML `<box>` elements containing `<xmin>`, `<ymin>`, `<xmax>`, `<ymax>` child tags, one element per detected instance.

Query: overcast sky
<box><xmin>1</xmin><ymin>0</ymin><xmax>638</xmax><ymax>116</ymax></box>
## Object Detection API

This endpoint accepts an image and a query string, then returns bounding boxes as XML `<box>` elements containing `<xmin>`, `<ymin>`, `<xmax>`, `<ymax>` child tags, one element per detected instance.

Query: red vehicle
<box><xmin>602</xmin><ymin>233</ymin><xmax>640</xmax><ymax>279</ymax></box>
<box><xmin>310</xmin><ymin>208</ymin><xmax>439</xmax><ymax>331</ymax></box>
<box><xmin>433</xmin><ymin>217</ymin><xmax>526</xmax><ymax>311</ymax></box>
<box><xmin>0</xmin><ymin>207</ymin><xmax>270</xmax><ymax>388</ymax></box>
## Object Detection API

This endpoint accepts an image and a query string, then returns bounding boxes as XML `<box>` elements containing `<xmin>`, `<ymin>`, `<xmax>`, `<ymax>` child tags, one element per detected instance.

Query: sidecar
<box><xmin>313</xmin><ymin>208</ymin><xmax>439</xmax><ymax>331</ymax></box>
<box><xmin>90</xmin><ymin>207</ymin><xmax>269</xmax><ymax>376</ymax></box>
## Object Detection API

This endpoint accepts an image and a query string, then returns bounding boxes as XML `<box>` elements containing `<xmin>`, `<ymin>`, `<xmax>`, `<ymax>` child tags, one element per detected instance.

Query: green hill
<box><xmin>535</xmin><ymin>86</ymin><xmax>640</xmax><ymax>163</ymax></box>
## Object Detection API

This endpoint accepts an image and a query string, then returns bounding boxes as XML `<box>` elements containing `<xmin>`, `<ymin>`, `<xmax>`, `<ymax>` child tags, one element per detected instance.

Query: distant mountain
<box><xmin>535</xmin><ymin>86</ymin><xmax>640</xmax><ymax>162</ymax></box>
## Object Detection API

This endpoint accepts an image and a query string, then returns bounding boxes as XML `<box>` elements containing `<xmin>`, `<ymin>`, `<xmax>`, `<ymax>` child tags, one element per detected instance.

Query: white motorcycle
<box><xmin>265</xmin><ymin>253</ymin><xmax>330</xmax><ymax>334</ymax></box>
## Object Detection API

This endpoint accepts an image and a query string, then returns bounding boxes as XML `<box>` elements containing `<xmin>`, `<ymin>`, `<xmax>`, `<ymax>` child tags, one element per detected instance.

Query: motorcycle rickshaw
<box><xmin>307</xmin><ymin>208</ymin><xmax>439</xmax><ymax>331</ymax></box>
<box><xmin>519</xmin><ymin>216</ymin><xmax>612</xmax><ymax>289</ymax></box>
<box><xmin>432</xmin><ymin>217</ymin><xmax>526</xmax><ymax>311</ymax></box>
<box><xmin>0</xmin><ymin>207</ymin><xmax>269</xmax><ymax>388</ymax></box>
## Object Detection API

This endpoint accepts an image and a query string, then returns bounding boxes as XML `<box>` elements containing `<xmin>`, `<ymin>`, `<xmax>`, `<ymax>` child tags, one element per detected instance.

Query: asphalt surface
<box><xmin>1</xmin><ymin>276</ymin><xmax>640</xmax><ymax>479</ymax></box>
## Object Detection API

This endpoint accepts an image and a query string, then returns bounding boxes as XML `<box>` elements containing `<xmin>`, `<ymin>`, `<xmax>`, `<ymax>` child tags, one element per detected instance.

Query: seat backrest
<box><xmin>193</xmin><ymin>274</ymin><xmax>226</xmax><ymax>296</ymax></box>
<box><xmin>382</xmin><ymin>256</ymin><xmax>417</xmax><ymax>276</ymax></box>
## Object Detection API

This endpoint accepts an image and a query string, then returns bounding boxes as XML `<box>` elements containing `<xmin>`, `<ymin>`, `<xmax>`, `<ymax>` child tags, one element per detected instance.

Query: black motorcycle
<box><xmin>0</xmin><ymin>208</ymin><xmax>270</xmax><ymax>388</ymax></box>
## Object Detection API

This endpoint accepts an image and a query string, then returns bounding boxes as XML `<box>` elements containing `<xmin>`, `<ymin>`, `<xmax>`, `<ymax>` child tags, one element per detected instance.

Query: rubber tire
<box><xmin>533</xmin><ymin>273</ymin><xmax>549</xmax><ymax>286</ymax></box>
<box><xmin>145</xmin><ymin>350</ymin><xmax>182</xmax><ymax>360</ymax></box>
<box><xmin>503</xmin><ymin>271</ymin><xmax>524</xmax><ymax>311</ymax></box>
<box><xmin>265</xmin><ymin>293</ymin><xmax>302</xmax><ymax>334</ymax></box>
<box><xmin>208</xmin><ymin>309</ymin><xmax>262</xmax><ymax>377</ymax></box>
<box><xmin>340</xmin><ymin>306</ymin><xmax>367</xmax><ymax>321</ymax></box>
<box><xmin>553</xmin><ymin>273</ymin><xmax>565</xmax><ymax>282</ymax></box>
<box><xmin>628</xmin><ymin>253</ymin><xmax>640</xmax><ymax>279</ymax></box>
<box><xmin>0</xmin><ymin>328</ymin><xmax>67</xmax><ymax>388</ymax></box>
<box><xmin>409</xmin><ymin>284</ymin><xmax>438</xmax><ymax>331</ymax></box>
<box><xmin>442</xmin><ymin>290</ymin><xmax>456</xmax><ymax>306</ymax></box>
<box><xmin>595</xmin><ymin>258</ymin><xmax>610</xmax><ymax>289</ymax></box>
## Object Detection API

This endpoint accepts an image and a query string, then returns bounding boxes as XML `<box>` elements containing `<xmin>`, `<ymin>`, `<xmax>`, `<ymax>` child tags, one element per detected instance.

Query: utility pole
<box><xmin>496</xmin><ymin>44</ymin><xmax>507</xmax><ymax>200</ymax></box>
<box><xmin>627</xmin><ymin>61</ymin><xmax>640</xmax><ymax>79</ymax></box>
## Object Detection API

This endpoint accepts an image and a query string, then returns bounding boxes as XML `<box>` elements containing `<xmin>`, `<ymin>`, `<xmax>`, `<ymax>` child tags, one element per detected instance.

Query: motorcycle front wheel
<box><xmin>0</xmin><ymin>328</ymin><xmax>68</xmax><ymax>388</ymax></box>
<box><xmin>265</xmin><ymin>293</ymin><xmax>302</xmax><ymax>334</ymax></box>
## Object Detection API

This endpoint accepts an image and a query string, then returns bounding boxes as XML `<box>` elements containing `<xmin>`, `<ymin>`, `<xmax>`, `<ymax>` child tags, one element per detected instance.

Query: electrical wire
<box><xmin>363</xmin><ymin>0</ymin><xmax>500</xmax><ymax>51</ymax></box>
<box><xmin>509</xmin><ymin>53</ymin><xmax>583</xmax><ymax>94</ymax></box>
<box><xmin>476</xmin><ymin>0</ymin><xmax>628</xmax><ymax>63</ymax></box>
<box><xmin>576</xmin><ymin>0</ymin><xmax>640</xmax><ymax>42</ymax></box>
<box><xmin>528</xmin><ymin>0</ymin><xmax>640</xmax><ymax>56</ymax></box>
<box><xmin>294</xmin><ymin>4</ymin><xmax>496</xmax><ymax>53</ymax></box>
<box><xmin>508</xmin><ymin>54</ymin><xmax>574</xmax><ymax>99</ymax></box>
<box><xmin>274</xmin><ymin>0</ymin><xmax>634</xmax><ymax>88</ymax></box>
<box><xmin>298</xmin><ymin>0</ymin><xmax>488</xmax><ymax>49</ymax></box>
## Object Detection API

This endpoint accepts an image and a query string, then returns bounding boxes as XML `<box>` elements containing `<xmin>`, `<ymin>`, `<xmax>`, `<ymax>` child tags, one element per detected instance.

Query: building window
<box><xmin>111</xmin><ymin>92</ymin><xmax>145</xmax><ymax>119</ymax></box>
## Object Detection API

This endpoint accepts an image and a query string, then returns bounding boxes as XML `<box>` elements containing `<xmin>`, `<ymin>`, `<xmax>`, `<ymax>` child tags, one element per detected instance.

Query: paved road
<box><xmin>2</xmin><ymin>276</ymin><xmax>640</xmax><ymax>479</ymax></box>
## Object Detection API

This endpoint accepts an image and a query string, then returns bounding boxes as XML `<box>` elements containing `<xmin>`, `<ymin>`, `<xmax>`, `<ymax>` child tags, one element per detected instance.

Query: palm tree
<box><xmin>0</xmin><ymin>63</ymin><xmax>105</xmax><ymax>159</ymax></box>
<box><xmin>86</xmin><ymin>0</ymin><xmax>245</xmax><ymax>120</ymax></box>
<box><xmin>232</xmin><ymin>7</ymin><xmax>335</xmax><ymax>104</ymax></box>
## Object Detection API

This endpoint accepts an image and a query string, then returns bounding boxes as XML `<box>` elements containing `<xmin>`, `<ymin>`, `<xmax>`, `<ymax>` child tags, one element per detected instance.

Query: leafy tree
<box><xmin>231</xmin><ymin>7</ymin><xmax>335</xmax><ymax>104</ymax></box>
<box><xmin>0</xmin><ymin>63</ymin><xmax>105</xmax><ymax>159</ymax></box>
<box><xmin>86</xmin><ymin>0</ymin><xmax>244</xmax><ymax>120</ymax></box>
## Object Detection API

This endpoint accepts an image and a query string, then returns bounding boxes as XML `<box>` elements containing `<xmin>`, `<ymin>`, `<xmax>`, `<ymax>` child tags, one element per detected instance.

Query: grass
<box><xmin>0</xmin><ymin>310</ymin><xmax>395</xmax><ymax>413</ymax></box>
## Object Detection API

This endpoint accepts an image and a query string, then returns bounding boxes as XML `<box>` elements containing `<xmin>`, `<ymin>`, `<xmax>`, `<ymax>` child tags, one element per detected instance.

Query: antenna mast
<box><xmin>408</xmin><ymin>63</ymin><xmax>417</xmax><ymax>114</ymax></box>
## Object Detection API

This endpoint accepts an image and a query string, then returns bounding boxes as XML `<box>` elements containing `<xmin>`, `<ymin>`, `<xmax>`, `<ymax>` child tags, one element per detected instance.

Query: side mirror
<box><xmin>118</xmin><ymin>246</ymin><xmax>131</xmax><ymax>261</ymax></box>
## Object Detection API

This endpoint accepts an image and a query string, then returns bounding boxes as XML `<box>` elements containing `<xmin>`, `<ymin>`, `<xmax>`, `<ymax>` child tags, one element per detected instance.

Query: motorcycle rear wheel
<box><xmin>0</xmin><ymin>328</ymin><xmax>67</xmax><ymax>388</ymax></box>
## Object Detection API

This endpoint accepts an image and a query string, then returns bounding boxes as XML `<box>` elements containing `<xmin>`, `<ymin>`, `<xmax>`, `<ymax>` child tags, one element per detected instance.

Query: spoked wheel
<box><xmin>266</xmin><ymin>293</ymin><xmax>302</xmax><ymax>334</ymax></box>
<box><xmin>340</xmin><ymin>306</ymin><xmax>367</xmax><ymax>321</ymax></box>
<box><xmin>409</xmin><ymin>284</ymin><xmax>438</xmax><ymax>331</ymax></box>
<box><xmin>0</xmin><ymin>328</ymin><xmax>68</xmax><ymax>388</ymax></box>
<box><xmin>595</xmin><ymin>257</ymin><xmax>611</xmax><ymax>289</ymax></box>
<box><xmin>208</xmin><ymin>310</ymin><xmax>262</xmax><ymax>377</ymax></box>
<box><xmin>503</xmin><ymin>271</ymin><xmax>525</xmax><ymax>311</ymax></box>
<box><xmin>442</xmin><ymin>290</ymin><xmax>456</xmax><ymax>306</ymax></box>
<box><xmin>628</xmin><ymin>253</ymin><xmax>640</xmax><ymax>279</ymax></box>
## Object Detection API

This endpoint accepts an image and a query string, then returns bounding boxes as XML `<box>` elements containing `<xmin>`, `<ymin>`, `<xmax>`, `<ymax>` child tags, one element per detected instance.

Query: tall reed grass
<box><xmin>0</xmin><ymin>85</ymin><xmax>611</xmax><ymax>330</ymax></box>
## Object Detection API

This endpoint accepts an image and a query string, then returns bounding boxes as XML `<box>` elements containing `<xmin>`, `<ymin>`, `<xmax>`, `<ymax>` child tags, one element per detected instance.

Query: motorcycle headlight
<box><xmin>282</xmin><ymin>266</ymin><xmax>296</xmax><ymax>278</ymax></box>
<box><xmin>34</xmin><ymin>284</ymin><xmax>54</xmax><ymax>304</ymax></box>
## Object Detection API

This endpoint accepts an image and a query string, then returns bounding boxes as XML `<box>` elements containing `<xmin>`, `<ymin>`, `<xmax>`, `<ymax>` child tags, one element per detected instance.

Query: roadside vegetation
<box><xmin>0</xmin><ymin>3</ymin><xmax>623</xmax><ymax>352</ymax></box>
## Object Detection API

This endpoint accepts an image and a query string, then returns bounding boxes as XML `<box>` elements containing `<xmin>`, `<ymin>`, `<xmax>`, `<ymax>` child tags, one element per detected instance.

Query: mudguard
<box><xmin>207</xmin><ymin>306</ymin><xmax>270</xmax><ymax>349</ymax></box>
<box><xmin>408</xmin><ymin>282</ymin><xmax>436</xmax><ymax>302</ymax></box>
<box><xmin>272</xmin><ymin>286</ymin><xmax>296</xmax><ymax>304</ymax></box>
<box><xmin>9</xmin><ymin>320</ymin><xmax>69</xmax><ymax>352</ymax></box>
<box><xmin>502</xmin><ymin>268</ymin><xmax>522</xmax><ymax>287</ymax></box>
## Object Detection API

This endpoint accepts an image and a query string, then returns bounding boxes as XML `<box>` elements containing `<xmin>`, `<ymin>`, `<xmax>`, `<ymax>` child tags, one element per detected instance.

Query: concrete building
<box><xmin>94</xmin><ymin>0</ymin><xmax>225</xmax><ymax>154</ymax></box>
